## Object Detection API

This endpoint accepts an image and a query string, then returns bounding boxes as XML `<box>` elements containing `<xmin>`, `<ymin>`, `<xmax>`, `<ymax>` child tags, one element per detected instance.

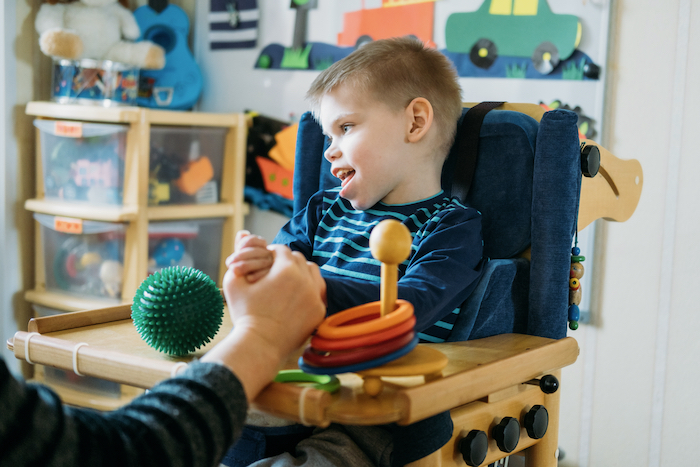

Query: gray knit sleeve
<box><xmin>0</xmin><ymin>359</ymin><xmax>248</xmax><ymax>467</ymax></box>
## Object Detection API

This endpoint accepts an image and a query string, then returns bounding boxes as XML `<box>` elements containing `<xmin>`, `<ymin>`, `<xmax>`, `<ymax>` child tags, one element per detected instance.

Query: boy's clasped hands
<box><xmin>227</xmin><ymin>230</ymin><xmax>275</xmax><ymax>283</ymax></box>
<box><xmin>227</xmin><ymin>230</ymin><xmax>327</xmax><ymax>301</ymax></box>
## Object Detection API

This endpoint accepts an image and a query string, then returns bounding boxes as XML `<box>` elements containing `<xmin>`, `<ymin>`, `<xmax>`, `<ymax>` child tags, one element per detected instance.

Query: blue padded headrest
<box><xmin>294</xmin><ymin>108</ymin><xmax>539</xmax><ymax>260</ymax></box>
<box><xmin>442</xmin><ymin>108</ymin><xmax>539</xmax><ymax>259</ymax></box>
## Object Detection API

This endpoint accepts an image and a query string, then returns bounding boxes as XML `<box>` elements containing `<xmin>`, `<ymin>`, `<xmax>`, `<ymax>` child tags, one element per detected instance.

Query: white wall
<box><xmin>558</xmin><ymin>1</ymin><xmax>700</xmax><ymax>466</ymax></box>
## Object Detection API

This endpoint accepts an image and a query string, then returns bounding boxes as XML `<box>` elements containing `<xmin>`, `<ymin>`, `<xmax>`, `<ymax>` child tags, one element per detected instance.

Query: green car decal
<box><xmin>445</xmin><ymin>0</ymin><xmax>581</xmax><ymax>74</ymax></box>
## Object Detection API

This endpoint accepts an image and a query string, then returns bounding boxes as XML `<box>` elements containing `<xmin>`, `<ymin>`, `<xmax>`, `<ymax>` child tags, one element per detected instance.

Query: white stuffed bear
<box><xmin>35</xmin><ymin>0</ymin><xmax>165</xmax><ymax>69</ymax></box>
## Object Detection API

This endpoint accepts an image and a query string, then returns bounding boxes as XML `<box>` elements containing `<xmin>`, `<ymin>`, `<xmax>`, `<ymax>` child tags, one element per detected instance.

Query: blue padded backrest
<box><xmin>292</xmin><ymin>108</ymin><xmax>581</xmax><ymax>340</ymax></box>
<box><xmin>442</xmin><ymin>109</ymin><xmax>538</xmax><ymax>259</ymax></box>
<box><xmin>292</xmin><ymin>112</ymin><xmax>336</xmax><ymax>215</ymax></box>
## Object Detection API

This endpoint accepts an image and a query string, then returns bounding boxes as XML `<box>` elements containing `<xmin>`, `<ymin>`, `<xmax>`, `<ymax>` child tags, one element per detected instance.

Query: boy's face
<box><xmin>320</xmin><ymin>85</ymin><xmax>417</xmax><ymax>211</ymax></box>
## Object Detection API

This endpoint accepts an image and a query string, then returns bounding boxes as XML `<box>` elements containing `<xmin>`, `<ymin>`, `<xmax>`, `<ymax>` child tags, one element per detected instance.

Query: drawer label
<box><xmin>54</xmin><ymin>121</ymin><xmax>83</xmax><ymax>138</ymax></box>
<box><xmin>54</xmin><ymin>216</ymin><xmax>83</xmax><ymax>234</ymax></box>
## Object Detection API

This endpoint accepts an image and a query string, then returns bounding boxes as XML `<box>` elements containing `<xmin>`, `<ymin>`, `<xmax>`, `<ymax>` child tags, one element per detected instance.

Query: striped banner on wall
<box><xmin>209</xmin><ymin>0</ymin><xmax>259</xmax><ymax>50</ymax></box>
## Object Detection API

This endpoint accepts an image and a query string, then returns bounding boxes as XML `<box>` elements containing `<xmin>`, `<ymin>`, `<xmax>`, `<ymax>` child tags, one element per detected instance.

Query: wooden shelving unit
<box><xmin>23</xmin><ymin>101</ymin><xmax>248</xmax><ymax>409</ymax></box>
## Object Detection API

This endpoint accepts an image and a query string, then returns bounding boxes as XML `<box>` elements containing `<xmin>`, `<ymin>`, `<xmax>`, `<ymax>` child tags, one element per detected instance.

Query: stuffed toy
<box><xmin>35</xmin><ymin>0</ymin><xmax>165</xmax><ymax>69</ymax></box>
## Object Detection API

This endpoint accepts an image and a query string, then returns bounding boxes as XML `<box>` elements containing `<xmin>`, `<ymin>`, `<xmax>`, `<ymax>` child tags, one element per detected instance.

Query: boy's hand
<box><xmin>225</xmin><ymin>230</ymin><xmax>273</xmax><ymax>283</ymax></box>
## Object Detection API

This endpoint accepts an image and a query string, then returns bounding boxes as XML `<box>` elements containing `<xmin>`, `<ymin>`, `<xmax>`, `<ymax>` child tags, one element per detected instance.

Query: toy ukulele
<box><xmin>299</xmin><ymin>219</ymin><xmax>448</xmax><ymax>396</ymax></box>
<box><xmin>134</xmin><ymin>0</ymin><xmax>203</xmax><ymax>110</ymax></box>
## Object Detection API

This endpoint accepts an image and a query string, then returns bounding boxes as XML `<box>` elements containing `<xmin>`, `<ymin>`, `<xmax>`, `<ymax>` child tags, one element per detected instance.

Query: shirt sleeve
<box><xmin>273</xmin><ymin>190</ymin><xmax>326</xmax><ymax>258</ymax></box>
<box><xmin>0</xmin><ymin>359</ymin><xmax>248</xmax><ymax>467</ymax></box>
<box><xmin>324</xmin><ymin>207</ymin><xmax>484</xmax><ymax>332</ymax></box>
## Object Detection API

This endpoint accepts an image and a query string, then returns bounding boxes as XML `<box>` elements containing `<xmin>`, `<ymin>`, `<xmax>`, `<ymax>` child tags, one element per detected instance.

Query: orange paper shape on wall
<box><xmin>268</xmin><ymin>123</ymin><xmax>298</xmax><ymax>171</ymax></box>
<box><xmin>337</xmin><ymin>2</ymin><xmax>435</xmax><ymax>48</ymax></box>
<box><xmin>257</xmin><ymin>156</ymin><xmax>294</xmax><ymax>200</ymax></box>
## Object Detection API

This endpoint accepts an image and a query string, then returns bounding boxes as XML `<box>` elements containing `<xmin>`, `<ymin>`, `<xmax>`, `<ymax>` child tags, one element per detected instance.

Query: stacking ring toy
<box><xmin>296</xmin><ymin>220</ymin><xmax>450</xmax><ymax>397</ymax></box>
<box><xmin>316</xmin><ymin>299</ymin><xmax>413</xmax><ymax>340</ymax></box>
<box><xmin>303</xmin><ymin>330</ymin><xmax>415</xmax><ymax>367</ymax></box>
<box><xmin>273</xmin><ymin>369</ymin><xmax>340</xmax><ymax>393</ymax></box>
<box><xmin>311</xmin><ymin>315</ymin><xmax>416</xmax><ymax>351</ymax></box>
<box><xmin>298</xmin><ymin>335</ymin><xmax>419</xmax><ymax>376</ymax></box>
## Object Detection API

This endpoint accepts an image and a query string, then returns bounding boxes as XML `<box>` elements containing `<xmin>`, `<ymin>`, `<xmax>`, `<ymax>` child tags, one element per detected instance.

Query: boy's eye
<box><xmin>341</xmin><ymin>124</ymin><xmax>352</xmax><ymax>133</ymax></box>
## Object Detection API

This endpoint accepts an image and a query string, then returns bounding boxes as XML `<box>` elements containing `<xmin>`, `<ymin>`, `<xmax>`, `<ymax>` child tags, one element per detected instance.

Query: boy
<box><xmin>231</xmin><ymin>37</ymin><xmax>483</xmax><ymax>344</ymax></box>
<box><xmin>225</xmin><ymin>37</ymin><xmax>484</xmax><ymax>466</ymax></box>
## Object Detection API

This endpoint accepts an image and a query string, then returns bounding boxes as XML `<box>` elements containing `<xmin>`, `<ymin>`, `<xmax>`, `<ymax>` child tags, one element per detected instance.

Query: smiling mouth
<box><xmin>334</xmin><ymin>169</ymin><xmax>355</xmax><ymax>185</ymax></box>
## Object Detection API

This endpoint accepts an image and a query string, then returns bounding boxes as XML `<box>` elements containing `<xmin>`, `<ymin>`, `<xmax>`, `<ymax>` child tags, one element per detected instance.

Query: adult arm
<box><xmin>213</xmin><ymin>244</ymin><xmax>326</xmax><ymax>401</ymax></box>
<box><xmin>0</xmin><ymin>247</ymin><xmax>325</xmax><ymax>467</ymax></box>
<box><xmin>0</xmin><ymin>358</ymin><xmax>245</xmax><ymax>467</ymax></box>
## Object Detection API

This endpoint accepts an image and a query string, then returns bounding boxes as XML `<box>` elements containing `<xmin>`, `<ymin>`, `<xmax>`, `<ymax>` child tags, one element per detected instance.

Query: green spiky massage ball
<box><xmin>132</xmin><ymin>266</ymin><xmax>224</xmax><ymax>356</ymax></box>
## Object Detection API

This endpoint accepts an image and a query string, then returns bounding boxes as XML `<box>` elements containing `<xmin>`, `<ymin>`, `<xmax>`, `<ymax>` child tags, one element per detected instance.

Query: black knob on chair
<box><xmin>580</xmin><ymin>144</ymin><xmax>600</xmax><ymax>177</ymax></box>
<box><xmin>524</xmin><ymin>405</ymin><xmax>549</xmax><ymax>439</ymax></box>
<box><xmin>539</xmin><ymin>374</ymin><xmax>559</xmax><ymax>394</ymax></box>
<box><xmin>458</xmin><ymin>430</ymin><xmax>488</xmax><ymax>466</ymax></box>
<box><xmin>492</xmin><ymin>417</ymin><xmax>520</xmax><ymax>453</ymax></box>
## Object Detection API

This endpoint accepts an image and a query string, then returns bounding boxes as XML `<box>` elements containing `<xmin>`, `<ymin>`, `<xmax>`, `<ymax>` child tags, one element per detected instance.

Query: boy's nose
<box><xmin>324</xmin><ymin>143</ymin><xmax>340</xmax><ymax>161</ymax></box>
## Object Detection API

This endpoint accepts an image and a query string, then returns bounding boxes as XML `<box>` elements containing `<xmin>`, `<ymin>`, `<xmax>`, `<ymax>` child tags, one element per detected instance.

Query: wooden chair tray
<box><xmin>8</xmin><ymin>304</ymin><xmax>578</xmax><ymax>427</ymax></box>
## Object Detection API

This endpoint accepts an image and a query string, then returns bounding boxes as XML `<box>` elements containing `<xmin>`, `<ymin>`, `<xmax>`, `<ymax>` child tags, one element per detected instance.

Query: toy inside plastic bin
<box><xmin>148</xmin><ymin>126</ymin><xmax>227</xmax><ymax>206</ymax></box>
<box><xmin>35</xmin><ymin>213</ymin><xmax>125</xmax><ymax>300</ymax></box>
<box><xmin>148</xmin><ymin>219</ymin><xmax>224</xmax><ymax>282</ymax></box>
<box><xmin>52</xmin><ymin>59</ymin><xmax>139</xmax><ymax>107</ymax></box>
<box><xmin>34</xmin><ymin>119</ymin><xmax>128</xmax><ymax>206</ymax></box>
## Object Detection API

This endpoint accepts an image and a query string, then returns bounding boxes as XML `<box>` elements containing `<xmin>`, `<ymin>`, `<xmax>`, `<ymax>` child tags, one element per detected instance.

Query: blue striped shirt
<box><xmin>274</xmin><ymin>189</ymin><xmax>484</xmax><ymax>342</ymax></box>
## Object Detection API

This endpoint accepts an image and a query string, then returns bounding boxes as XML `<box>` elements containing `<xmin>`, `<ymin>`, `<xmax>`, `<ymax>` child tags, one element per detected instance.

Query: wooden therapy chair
<box><xmin>8</xmin><ymin>103</ymin><xmax>642</xmax><ymax>467</ymax></box>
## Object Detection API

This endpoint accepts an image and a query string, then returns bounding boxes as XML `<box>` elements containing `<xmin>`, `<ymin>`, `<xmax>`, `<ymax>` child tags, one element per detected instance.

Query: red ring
<box><xmin>303</xmin><ymin>330</ymin><xmax>415</xmax><ymax>367</ymax></box>
<box><xmin>316</xmin><ymin>300</ymin><xmax>413</xmax><ymax>339</ymax></box>
<box><xmin>311</xmin><ymin>315</ymin><xmax>416</xmax><ymax>351</ymax></box>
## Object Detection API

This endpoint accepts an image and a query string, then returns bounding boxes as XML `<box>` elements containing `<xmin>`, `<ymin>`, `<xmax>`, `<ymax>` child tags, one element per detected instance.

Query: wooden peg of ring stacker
<box><xmin>369</xmin><ymin>220</ymin><xmax>413</xmax><ymax>316</ymax></box>
<box><xmin>359</xmin><ymin>220</ymin><xmax>449</xmax><ymax>396</ymax></box>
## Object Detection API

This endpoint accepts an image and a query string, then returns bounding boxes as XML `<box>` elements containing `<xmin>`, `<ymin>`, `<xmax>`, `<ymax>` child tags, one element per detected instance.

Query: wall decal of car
<box><xmin>445</xmin><ymin>0</ymin><xmax>581</xmax><ymax>74</ymax></box>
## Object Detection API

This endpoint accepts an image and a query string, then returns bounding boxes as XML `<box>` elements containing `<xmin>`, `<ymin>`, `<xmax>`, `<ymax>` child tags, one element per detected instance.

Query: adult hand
<box><xmin>225</xmin><ymin>245</ymin><xmax>324</xmax><ymax>356</ymax></box>
<box><xmin>204</xmin><ymin>245</ymin><xmax>325</xmax><ymax>401</ymax></box>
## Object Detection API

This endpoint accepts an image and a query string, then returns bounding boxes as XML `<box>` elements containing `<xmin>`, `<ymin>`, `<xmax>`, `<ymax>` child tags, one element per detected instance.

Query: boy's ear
<box><xmin>405</xmin><ymin>97</ymin><xmax>434</xmax><ymax>143</ymax></box>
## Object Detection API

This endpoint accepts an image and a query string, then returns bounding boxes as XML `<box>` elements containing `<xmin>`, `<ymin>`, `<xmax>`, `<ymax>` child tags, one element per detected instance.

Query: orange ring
<box><xmin>316</xmin><ymin>300</ymin><xmax>413</xmax><ymax>339</ymax></box>
<box><xmin>311</xmin><ymin>315</ymin><xmax>416</xmax><ymax>351</ymax></box>
<box><xmin>303</xmin><ymin>330</ymin><xmax>415</xmax><ymax>367</ymax></box>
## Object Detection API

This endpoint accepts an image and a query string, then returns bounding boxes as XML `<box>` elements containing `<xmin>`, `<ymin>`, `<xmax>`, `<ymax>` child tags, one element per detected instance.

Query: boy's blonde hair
<box><xmin>306</xmin><ymin>37</ymin><xmax>463</xmax><ymax>158</ymax></box>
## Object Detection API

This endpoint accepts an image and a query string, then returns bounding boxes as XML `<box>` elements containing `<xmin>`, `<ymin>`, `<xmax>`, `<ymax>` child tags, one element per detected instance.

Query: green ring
<box><xmin>274</xmin><ymin>369</ymin><xmax>340</xmax><ymax>393</ymax></box>
<box><xmin>571</xmin><ymin>255</ymin><xmax>586</xmax><ymax>262</ymax></box>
